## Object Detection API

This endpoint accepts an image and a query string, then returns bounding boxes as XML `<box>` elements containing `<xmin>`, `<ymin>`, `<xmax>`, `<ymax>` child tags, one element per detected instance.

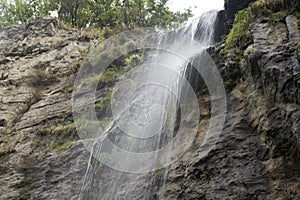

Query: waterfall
<box><xmin>75</xmin><ymin>10</ymin><xmax>219</xmax><ymax>200</ymax></box>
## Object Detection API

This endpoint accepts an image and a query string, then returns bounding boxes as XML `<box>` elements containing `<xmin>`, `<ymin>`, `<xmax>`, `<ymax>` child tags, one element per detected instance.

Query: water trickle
<box><xmin>77</xmin><ymin>10</ymin><xmax>219</xmax><ymax>200</ymax></box>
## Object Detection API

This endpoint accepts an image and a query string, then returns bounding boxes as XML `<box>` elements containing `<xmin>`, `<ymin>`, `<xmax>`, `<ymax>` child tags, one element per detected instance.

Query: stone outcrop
<box><xmin>160</xmin><ymin>1</ymin><xmax>300</xmax><ymax>199</ymax></box>
<box><xmin>0</xmin><ymin>17</ymin><xmax>93</xmax><ymax>199</ymax></box>
<box><xmin>178</xmin><ymin>7</ymin><xmax>300</xmax><ymax>200</ymax></box>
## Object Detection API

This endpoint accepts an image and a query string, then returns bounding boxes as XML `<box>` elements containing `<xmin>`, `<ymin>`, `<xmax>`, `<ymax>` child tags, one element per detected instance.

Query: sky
<box><xmin>168</xmin><ymin>0</ymin><xmax>224</xmax><ymax>19</ymax></box>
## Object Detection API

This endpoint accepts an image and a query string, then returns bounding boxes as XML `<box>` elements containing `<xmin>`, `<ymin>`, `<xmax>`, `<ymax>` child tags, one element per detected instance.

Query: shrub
<box><xmin>272</xmin><ymin>11</ymin><xmax>286</xmax><ymax>19</ymax></box>
<box><xmin>225</xmin><ymin>4</ymin><xmax>257</xmax><ymax>49</ymax></box>
<box><xmin>37</xmin><ymin>128</ymin><xmax>51</xmax><ymax>136</ymax></box>
<box><xmin>295</xmin><ymin>11</ymin><xmax>300</xmax><ymax>19</ymax></box>
<box><xmin>42</xmin><ymin>123</ymin><xmax>77</xmax><ymax>155</ymax></box>
<box><xmin>125</xmin><ymin>53</ymin><xmax>143</xmax><ymax>67</ymax></box>
<box><xmin>77</xmin><ymin>44</ymin><xmax>92</xmax><ymax>58</ymax></box>
<box><xmin>27</xmin><ymin>70</ymin><xmax>58</xmax><ymax>87</ymax></box>
<box><xmin>95</xmin><ymin>88</ymin><xmax>113</xmax><ymax>117</ymax></box>
<box><xmin>296</xmin><ymin>40</ymin><xmax>300</xmax><ymax>61</ymax></box>
<box><xmin>57</xmin><ymin>140</ymin><xmax>75</xmax><ymax>154</ymax></box>
<box><xmin>0</xmin><ymin>148</ymin><xmax>16</xmax><ymax>157</ymax></box>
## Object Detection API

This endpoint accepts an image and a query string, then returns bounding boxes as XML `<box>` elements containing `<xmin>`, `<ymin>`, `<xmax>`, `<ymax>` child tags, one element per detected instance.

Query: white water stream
<box><xmin>77</xmin><ymin>10</ymin><xmax>219</xmax><ymax>200</ymax></box>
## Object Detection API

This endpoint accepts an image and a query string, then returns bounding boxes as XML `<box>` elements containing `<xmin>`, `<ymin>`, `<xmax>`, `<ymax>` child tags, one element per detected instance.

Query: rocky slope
<box><xmin>162</xmin><ymin>9</ymin><xmax>300</xmax><ymax>199</ymax></box>
<box><xmin>0</xmin><ymin>0</ymin><xmax>300</xmax><ymax>200</ymax></box>
<box><xmin>0</xmin><ymin>18</ymin><xmax>94</xmax><ymax>199</ymax></box>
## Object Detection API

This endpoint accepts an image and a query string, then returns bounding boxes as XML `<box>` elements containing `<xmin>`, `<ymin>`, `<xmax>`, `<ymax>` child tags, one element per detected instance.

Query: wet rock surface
<box><xmin>0</xmin><ymin>17</ymin><xmax>92</xmax><ymax>200</ymax></box>
<box><xmin>187</xmin><ymin>13</ymin><xmax>300</xmax><ymax>200</ymax></box>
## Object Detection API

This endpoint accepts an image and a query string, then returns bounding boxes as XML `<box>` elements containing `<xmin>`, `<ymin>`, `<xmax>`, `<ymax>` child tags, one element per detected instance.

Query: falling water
<box><xmin>76</xmin><ymin>10</ymin><xmax>218</xmax><ymax>200</ymax></box>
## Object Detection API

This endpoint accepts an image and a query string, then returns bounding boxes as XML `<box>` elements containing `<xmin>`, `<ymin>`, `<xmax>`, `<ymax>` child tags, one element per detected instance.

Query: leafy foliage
<box><xmin>0</xmin><ymin>0</ymin><xmax>54</xmax><ymax>28</ymax></box>
<box><xmin>225</xmin><ymin>4</ymin><xmax>259</xmax><ymax>50</ymax></box>
<box><xmin>37</xmin><ymin>128</ymin><xmax>51</xmax><ymax>136</ymax></box>
<box><xmin>26</xmin><ymin>70</ymin><xmax>58</xmax><ymax>87</ymax></box>
<box><xmin>296</xmin><ymin>40</ymin><xmax>300</xmax><ymax>61</ymax></box>
<box><xmin>0</xmin><ymin>0</ymin><xmax>192</xmax><ymax>29</ymax></box>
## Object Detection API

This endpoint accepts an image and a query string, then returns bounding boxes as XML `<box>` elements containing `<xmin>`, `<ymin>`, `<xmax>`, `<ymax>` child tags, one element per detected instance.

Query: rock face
<box><xmin>178</xmin><ymin>10</ymin><xmax>300</xmax><ymax>200</ymax></box>
<box><xmin>243</xmin><ymin>14</ymin><xmax>300</xmax><ymax>161</ymax></box>
<box><xmin>0</xmin><ymin>2</ymin><xmax>300</xmax><ymax>200</ymax></box>
<box><xmin>0</xmin><ymin>17</ymin><xmax>93</xmax><ymax>199</ymax></box>
<box><xmin>163</xmin><ymin>2</ymin><xmax>300</xmax><ymax>199</ymax></box>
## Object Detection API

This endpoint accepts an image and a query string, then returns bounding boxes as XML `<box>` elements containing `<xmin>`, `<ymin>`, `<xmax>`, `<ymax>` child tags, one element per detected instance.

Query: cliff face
<box><xmin>163</xmin><ymin>8</ymin><xmax>300</xmax><ymax>200</ymax></box>
<box><xmin>0</xmin><ymin>18</ymin><xmax>93</xmax><ymax>199</ymax></box>
<box><xmin>0</xmin><ymin>1</ymin><xmax>299</xmax><ymax>200</ymax></box>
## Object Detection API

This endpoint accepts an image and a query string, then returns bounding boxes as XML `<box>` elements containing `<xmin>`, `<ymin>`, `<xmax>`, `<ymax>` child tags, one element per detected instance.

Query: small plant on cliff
<box><xmin>37</xmin><ymin>128</ymin><xmax>51</xmax><ymax>137</ymax></box>
<box><xmin>40</xmin><ymin>122</ymin><xmax>78</xmax><ymax>155</ymax></box>
<box><xmin>57</xmin><ymin>140</ymin><xmax>75</xmax><ymax>154</ymax></box>
<box><xmin>77</xmin><ymin>44</ymin><xmax>92</xmax><ymax>58</ymax></box>
<box><xmin>225</xmin><ymin>5</ymin><xmax>255</xmax><ymax>50</ymax></box>
<box><xmin>220</xmin><ymin>3</ymin><xmax>259</xmax><ymax>60</ymax></box>
<box><xmin>154</xmin><ymin>168</ymin><xmax>165</xmax><ymax>179</ymax></box>
<box><xmin>0</xmin><ymin>148</ymin><xmax>16</xmax><ymax>157</ymax></box>
<box><xmin>296</xmin><ymin>40</ymin><xmax>300</xmax><ymax>61</ymax></box>
<box><xmin>27</xmin><ymin>70</ymin><xmax>58</xmax><ymax>87</ymax></box>
<box><xmin>295</xmin><ymin>11</ymin><xmax>300</xmax><ymax>19</ymax></box>
<box><xmin>125</xmin><ymin>53</ymin><xmax>144</xmax><ymax>68</ymax></box>
<box><xmin>272</xmin><ymin>11</ymin><xmax>286</xmax><ymax>19</ymax></box>
<box><xmin>199</xmin><ymin>171</ymin><xmax>210</xmax><ymax>182</ymax></box>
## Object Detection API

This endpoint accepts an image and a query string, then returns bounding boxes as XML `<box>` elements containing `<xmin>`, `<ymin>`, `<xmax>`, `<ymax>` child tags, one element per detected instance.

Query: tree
<box><xmin>0</xmin><ymin>0</ymin><xmax>192</xmax><ymax>30</ymax></box>
<box><xmin>0</xmin><ymin>0</ymin><xmax>55</xmax><ymax>28</ymax></box>
<box><xmin>145</xmin><ymin>0</ymin><xmax>192</xmax><ymax>28</ymax></box>
<box><xmin>0</xmin><ymin>0</ymin><xmax>33</xmax><ymax>27</ymax></box>
<box><xmin>88</xmin><ymin>0</ymin><xmax>121</xmax><ymax>28</ymax></box>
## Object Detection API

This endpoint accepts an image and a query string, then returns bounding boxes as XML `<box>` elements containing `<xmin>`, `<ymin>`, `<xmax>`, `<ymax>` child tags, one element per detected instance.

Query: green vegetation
<box><xmin>0</xmin><ymin>0</ymin><xmax>40</xmax><ymax>28</ymax></box>
<box><xmin>0</xmin><ymin>129</ymin><xmax>11</xmax><ymax>135</ymax></box>
<box><xmin>220</xmin><ymin>0</ymin><xmax>298</xmax><ymax>61</ymax></box>
<box><xmin>29</xmin><ymin>121</ymin><xmax>78</xmax><ymax>155</ymax></box>
<box><xmin>42</xmin><ymin>123</ymin><xmax>78</xmax><ymax>155</ymax></box>
<box><xmin>0</xmin><ymin>148</ymin><xmax>16</xmax><ymax>157</ymax></box>
<box><xmin>199</xmin><ymin>171</ymin><xmax>210</xmax><ymax>181</ymax></box>
<box><xmin>95</xmin><ymin>87</ymin><xmax>113</xmax><ymax>115</ymax></box>
<box><xmin>27</xmin><ymin>70</ymin><xmax>58</xmax><ymax>87</ymax></box>
<box><xmin>84</xmin><ymin>50</ymin><xmax>144</xmax><ymax>86</ymax></box>
<box><xmin>37</xmin><ymin>128</ymin><xmax>51</xmax><ymax>136</ymax></box>
<box><xmin>219</xmin><ymin>3</ymin><xmax>258</xmax><ymax>61</ymax></box>
<box><xmin>56</xmin><ymin>140</ymin><xmax>75</xmax><ymax>154</ymax></box>
<box><xmin>225</xmin><ymin>7</ymin><xmax>254</xmax><ymax>50</ymax></box>
<box><xmin>77</xmin><ymin>44</ymin><xmax>92</xmax><ymax>58</ymax></box>
<box><xmin>295</xmin><ymin>11</ymin><xmax>300</xmax><ymax>19</ymax></box>
<box><xmin>125</xmin><ymin>53</ymin><xmax>144</xmax><ymax>67</ymax></box>
<box><xmin>296</xmin><ymin>40</ymin><xmax>300</xmax><ymax>61</ymax></box>
<box><xmin>200</xmin><ymin>113</ymin><xmax>211</xmax><ymax>121</ymax></box>
<box><xmin>272</xmin><ymin>11</ymin><xmax>286</xmax><ymax>19</ymax></box>
<box><xmin>153</xmin><ymin>168</ymin><xmax>165</xmax><ymax>178</ymax></box>
<box><xmin>0</xmin><ymin>0</ymin><xmax>192</xmax><ymax>29</ymax></box>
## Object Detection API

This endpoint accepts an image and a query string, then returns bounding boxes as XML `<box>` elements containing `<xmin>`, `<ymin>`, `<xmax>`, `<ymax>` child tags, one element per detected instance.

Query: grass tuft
<box><xmin>296</xmin><ymin>40</ymin><xmax>300</xmax><ymax>61</ymax></box>
<box><xmin>0</xmin><ymin>148</ymin><xmax>16</xmax><ymax>157</ymax></box>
